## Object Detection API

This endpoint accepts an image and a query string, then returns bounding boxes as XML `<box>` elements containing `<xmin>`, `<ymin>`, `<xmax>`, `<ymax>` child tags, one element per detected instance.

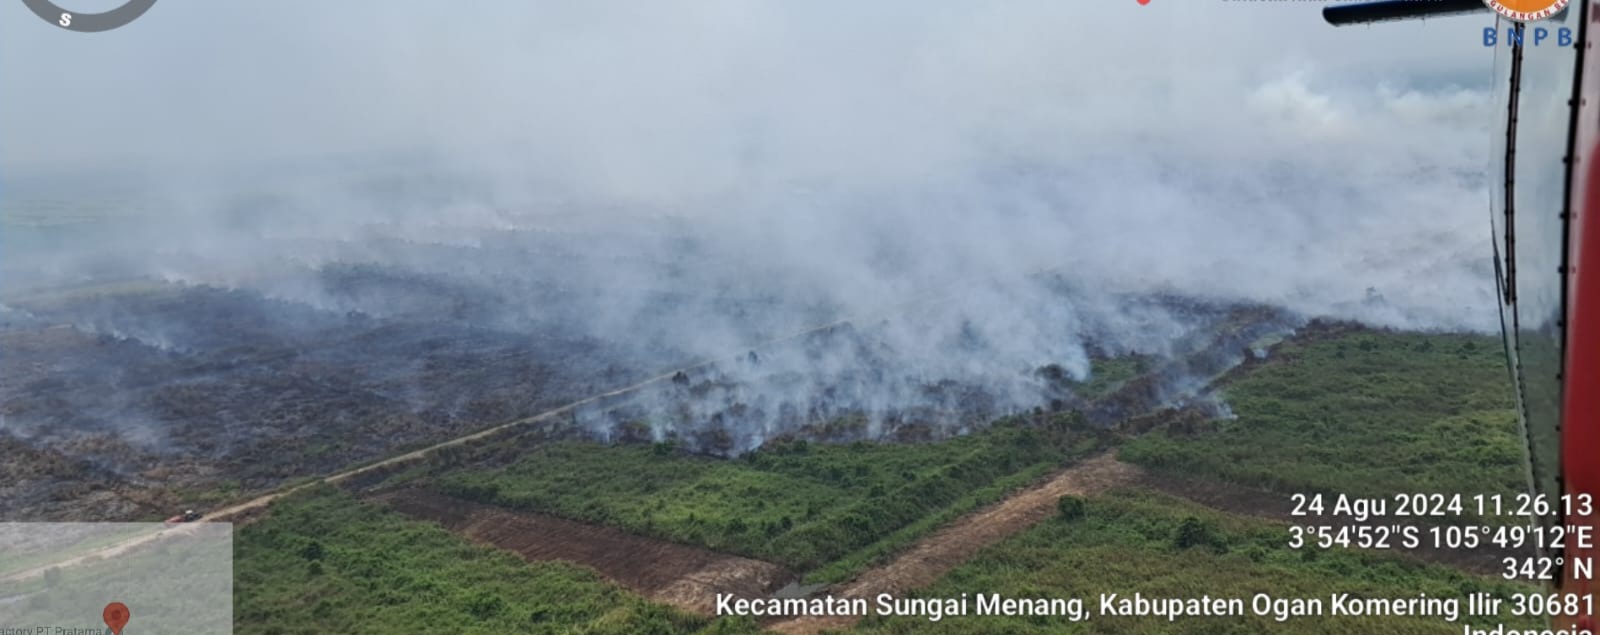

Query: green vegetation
<box><xmin>436</xmin><ymin>415</ymin><xmax>1105</xmax><ymax>578</ymax></box>
<box><xmin>1071</xmin><ymin>355</ymin><xmax>1150</xmax><ymax>400</ymax></box>
<box><xmin>1035</xmin><ymin>355</ymin><xmax>1150</xmax><ymax>402</ymax></box>
<box><xmin>1056</xmin><ymin>495</ymin><xmax>1086</xmax><ymax>521</ymax></box>
<box><xmin>808</xmin><ymin>460</ymin><xmax>1061</xmax><ymax>584</ymax></box>
<box><xmin>1120</xmin><ymin>330</ymin><xmax>1524</xmax><ymax>501</ymax></box>
<box><xmin>234</xmin><ymin>486</ymin><xmax>758</xmax><ymax>635</ymax></box>
<box><xmin>854</xmin><ymin>488</ymin><xmax>1541</xmax><ymax>634</ymax></box>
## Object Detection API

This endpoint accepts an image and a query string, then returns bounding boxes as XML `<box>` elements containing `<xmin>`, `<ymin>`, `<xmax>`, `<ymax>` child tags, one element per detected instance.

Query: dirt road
<box><xmin>768</xmin><ymin>452</ymin><xmax>1142</xmax><ymax>635</ymax></box>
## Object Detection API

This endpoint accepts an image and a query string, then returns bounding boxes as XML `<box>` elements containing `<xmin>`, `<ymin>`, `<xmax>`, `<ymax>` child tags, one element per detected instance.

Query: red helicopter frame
<box><xmin>1328</xmin><ymin>0</ymin><xmax>1596</xmax><ymax>628</ymax></box>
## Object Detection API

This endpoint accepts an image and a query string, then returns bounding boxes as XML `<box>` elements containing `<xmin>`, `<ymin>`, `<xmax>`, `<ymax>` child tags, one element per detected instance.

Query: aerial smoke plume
<box><xmin>0</xmin><ymin>2</ymin><xmax>1500</xmax><ymax>457</ymax></box>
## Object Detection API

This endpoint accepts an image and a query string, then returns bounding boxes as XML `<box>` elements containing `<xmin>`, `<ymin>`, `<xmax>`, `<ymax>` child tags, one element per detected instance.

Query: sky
<box><xmin>3</xmin><ymin>2</ymin><xmax>1495</xmax><ymax>177</ymax></box>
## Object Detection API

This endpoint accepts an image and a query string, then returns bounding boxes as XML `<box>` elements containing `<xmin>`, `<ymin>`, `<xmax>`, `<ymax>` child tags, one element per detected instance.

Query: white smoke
<box><xmin>0</xmin><ymin>2</ymin><xmax>1502</xmax><ymax>449</ymax></box>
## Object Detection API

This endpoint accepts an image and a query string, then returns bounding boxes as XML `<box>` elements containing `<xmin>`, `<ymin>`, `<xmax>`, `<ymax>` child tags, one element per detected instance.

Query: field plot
<box><xmin>378</xmin><ymin>303</ymin><xmax>1283</xmax><ymax>579</ymax></box>
<box><xmin>235</xmin><ymin>486</ymin><xmax>760</xmax><ymax>635</ymax></box>
<box><xmin>424</xmin><ymin>415</ymin><xmax>1105</xmax><ymax>577</ymax></box>
<box><xmin>379</xmin><ymin>488</ymin><xmax>791</xmax><ymax>616</ymax></box>
<box><xmin>1120</xmin><ymin>326</ymin><xmax>1523</xmax><ymax>502</ymax></box>
<box><xmin>769</xmin><ymin>453</ymin><xmax>1139</xmax><ymax>635</ymax></box>
<box><xmin>851</xmin><ymin>488</ymin><xmax>1543</xmax><ymax>635</ymax></box>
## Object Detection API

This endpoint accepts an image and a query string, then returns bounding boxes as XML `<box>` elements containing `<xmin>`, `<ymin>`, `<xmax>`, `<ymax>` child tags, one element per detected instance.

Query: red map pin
<box><xmin>103</xmin><ymin>602</ymin><xmax>130</xmax><ymax>635</ymax></box>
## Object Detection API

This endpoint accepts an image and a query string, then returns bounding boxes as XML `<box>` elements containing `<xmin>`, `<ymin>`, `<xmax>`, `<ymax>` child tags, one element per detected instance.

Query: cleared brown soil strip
<box><xmin>768</xmin><ymin>453</ymin><xmax>1142</xmax><ymax>635</ymax></box>
<box><xmin>376</xmin><ymin>488</ymin><xmax>792</xmax><ymax>616</ymax></box>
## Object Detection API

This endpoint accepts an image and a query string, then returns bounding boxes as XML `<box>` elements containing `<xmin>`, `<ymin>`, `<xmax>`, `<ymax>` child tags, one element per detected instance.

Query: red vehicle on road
<box><xmin>163</xmin><ymin>509</ymin><xmax>201</xmax><ymax>526</ymax></box>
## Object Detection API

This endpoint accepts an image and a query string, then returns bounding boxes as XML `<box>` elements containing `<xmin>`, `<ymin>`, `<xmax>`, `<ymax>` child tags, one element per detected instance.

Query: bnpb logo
<box><xmin>1482</xmin><ymin>0</ymin><xmax>1572</xmax><ymax>22</ymax></box>
<box><xmin>1483</xmin><ymin>24</ymin><xmax>1576</xmax><ymax>46</ymax></box>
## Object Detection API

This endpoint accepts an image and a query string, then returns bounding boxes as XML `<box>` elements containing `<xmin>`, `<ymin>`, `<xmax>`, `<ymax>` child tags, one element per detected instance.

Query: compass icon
<box><xmin>17</xmin><ymin>0</ymin><xmax>157</xmax><ymax>32</ymax></box>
